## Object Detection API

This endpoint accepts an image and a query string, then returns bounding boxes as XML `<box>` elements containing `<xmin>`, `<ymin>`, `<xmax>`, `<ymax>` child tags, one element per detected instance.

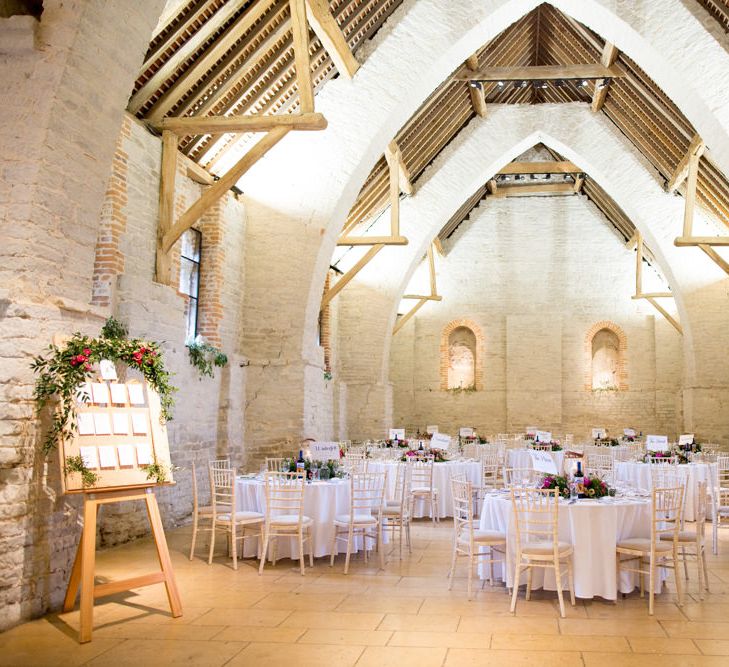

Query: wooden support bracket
<box><xmin>591</xmin><ymin>41</ymin><xmax>618</xmax><ymax>113</ymax></box>
<box><xmin>393</xmin><ymin>298</ymin><xmax>428</xmax><ymax>335</ymax></box>
<box><xmin>393</xmin><ymin>243</ymin><xmax>441</xmax><ymax>335</ymax></box>
<box><xmin>666</xmin><ymin>134</ymin><xmax>705</xmax><ymax>193</ymax></box>
<box><xmin>466</xmin><ymin>54</ymin><xmax>487</xmax><ymax>118</ymax></box>
<box><xmin>305</xmin><ymin>0</ymin><xmax>359</xmax><ymax>79</ymax></box>
<box><xmin>321</xmin><ymin>244</ymin><xmax>384</xmax><ymax>307</ymax></box>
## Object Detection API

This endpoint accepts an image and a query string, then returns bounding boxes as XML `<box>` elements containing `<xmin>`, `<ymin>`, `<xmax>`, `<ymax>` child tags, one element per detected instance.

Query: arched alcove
<box><xmin>585</xmin><ymin>321</ymin><xmax>628</xmax><ymax>391</ymax></box>
<box><xmin>440</xmin><ymin>319</ymin><xmax>484</xmax><ymax>390</ymax></box>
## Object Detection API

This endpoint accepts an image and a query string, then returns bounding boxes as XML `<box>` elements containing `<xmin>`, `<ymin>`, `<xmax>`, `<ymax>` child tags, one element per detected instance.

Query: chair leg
<box><xmin>696</xmin><ymin>545</ymin><xmax>705</xmax><ymax>601</ymax></box>
<box><xmin>672</xmin><ymin>547</ymin><xmax>683</xmax><ymax>607</ymax></box>
<box><xmin>207</xmin><ymin>520</ymin><xmax>216</xmax><ymax>565</ymax></box>
<box><xmin>399</xmin><ymin>518</ymin><xmax>404</xmax><ymax>560</ymax></box>
<box><xmin>378</xmin><ymin>523</ymin><xmax>385</xmax><ymax>570</ymax></box>
<box><xmin>308</xmin><ymin>528</ymin><xmax>314</xmax><ymax>568</ymax></box>
<box><xmin>298</xmin><ymin>529</ymin><xmax>305</xmax><ymax>576</ymax></box>
<box><xmin>701</xmin><ymin>546</ymin><xmax>710</xmax><ymax>593</ymax></box>
<box><xmin>231</xmin><ymin>524</ymin><xmax>238</xmax><ymax>571</ymax></box>
<box><xmin>330</xmin><ymin>526</ymin><xmax>338</xmax><ymax>566</ymax></box>
<box><xmin>510</xmin><ymin>562</ymin><xmax>521</xmax><ymax>614</ymax></box>
<box><xmin>258</xmin><ymin>530</ymin><xmax>269</xmax><ymax>575</ymax></box>
<box><xmin>567</xmin><ymin>556</ymin><xmax>576</xmax><ymax>606</ymax></box>
<box><xmin>526</xmin><ymin>564</ymin><xmax>533</xmax><ymax>601</ymax></box>
<box><xmin>467</xmin><ymin>553</ymin><xmax>473</xmax><ymax>601</ymax></box>
<box><xmin>448</xmin><ymin>536</ymin><xmax>458</xmax><ymax>589</ymax></box>
<box><xmin>554</xmin><ymin>560</ymin><xmax>566</xmax><ymax>618</ymax></box>
<box><xmin>682</xmin><ymin>546</ymin><xmax>689</xmax><ymax>580</ymax></box>
<box><xmin>189</xmin><ymin>511</ymin><xmax>199</xmax><ymax>561</ymax></box>
<box><xmin>344</xmin><ymin>526</ymin><xmax>354</xmax><ymax>575</ymax></box>
<box><xmin>648</xmin><ymin>556</ymin><xmax>655</xmax><ymax>616</ymax></box>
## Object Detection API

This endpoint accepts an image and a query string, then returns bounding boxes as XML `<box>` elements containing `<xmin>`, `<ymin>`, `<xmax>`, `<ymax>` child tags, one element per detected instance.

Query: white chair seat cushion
<box><xmin>334</xmin><ymin>513</ymin><xmax>378</xmax><ymax>525</ymax></box>
<box><xmin>473</xmin><ymin>529</ymin><xmax>506</xmax><ymax>543</ymax></box>
<box><xmin>269</xmin><ymin>514</ymin><xmax>314</xmax><ymax>527</ymax></box>
<box><xmin>617</xmin><ymin>537</ymin><xmax>673</xmax><ymax>553</ymax></box>
<box><xmin>522</xmin><ymin>540</ymin><xmax>572</xmax><ymax>556</ymax></box>
<box><xmin>217</xmin><ymin>511</ymin><xmax>264</xmax><ymax>523</ymax></box>
<box><xmin>660</xmin><ymin>531</ymin><xmax>699</xmax><ymax>543</ymax></box>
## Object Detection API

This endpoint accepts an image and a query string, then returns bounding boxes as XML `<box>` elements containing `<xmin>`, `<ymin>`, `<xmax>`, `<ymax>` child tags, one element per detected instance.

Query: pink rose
<box><xmin>83</xmin><ymin>348</ymin><xmax>91</xmax><ymax>356</ymax></box>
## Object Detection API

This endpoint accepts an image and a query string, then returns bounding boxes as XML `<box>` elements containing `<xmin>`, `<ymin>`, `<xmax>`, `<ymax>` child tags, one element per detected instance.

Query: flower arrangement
<box><xmin>385</xmin><ymin>439</ymin><xmax>409</xmax><ymax>448</ymax></box>
<box><xmin>400</xmin><ymin>448</ymin><xmax>448</xmax><ymax>462</ymax></box>
<box><xmin>540</xmin><ymin>475</ymin><xmax>570</xmax><ymax>498</ymax></box>
<box><xmin>642</xmin><ymin>451</ymin><xmax>675</xmax><ymax>463</ymax></box>
<box><xmin>581</xmin><ymin>475</ymin><xmax>614</xmax><ymax>498</ymax></box>
<box><xmin>429</xmin><ymin>448</ymin><xmax>449</xmax><ymax>463</ymax></box>
<box><xmin>400</xmin><ymin>449</ymin><xmax>419</xmax><ymax>461</ymax></box>
<box><xmin>531</xmin><ymin>441</ymin><xmax>562</xmax><ymax>451</ymax></box>
<box><xmin>541</xmin><ymin>474</ymin><xmax>613</xmax><ymax>498</ymax></box>
<box><xmin>596</xmin><ymin>438</ymin><xmax>620</xmax><ymax>447</ymax></box>
<box><xmin>186</xmin><ymin>335</ymin><xmax>228</xmax><ymax>378</ymax></box>
<box><xmin>31</xmin><ymin>317</ymin><xmax>176</xmax><ymax>455</ymax></box>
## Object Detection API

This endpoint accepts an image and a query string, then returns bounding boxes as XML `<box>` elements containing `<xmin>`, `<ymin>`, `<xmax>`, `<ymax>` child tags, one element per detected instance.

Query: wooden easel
<box><xmin>63</xmin><ymin>486</ymin><xmax>182</xmax><ymax>643</ymax></box>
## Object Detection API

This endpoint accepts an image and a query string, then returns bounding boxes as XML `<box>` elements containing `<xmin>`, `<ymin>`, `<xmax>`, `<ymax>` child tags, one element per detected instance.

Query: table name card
<box><xmin>430</xmin><ymin>433</ymin><xmax>451</xmax><ymax>450</ymax></box>
<box><xmin>624</xmin><ymin>428</ymin><xmax>636</xmax><ymax>437</ymax></box>
<box><xmin>459</xmin><ymin>427</ymin><xmax>474</xmax><ymax>437</ymax></box>
<box><xmin>678</xmin><ymin>434</ymin><xmax>695</xmax><ymax>446</ymax></box>
<box><xmin>646</xmin><ymin>434</ymin><xmax>669</xmax><ymax>451</ymax></box>
<box><xmin>99</xmin><ymin>359</ymin><xmax>118</xmax><ymax>381</ymax></box>
<box><xmin>591</xmin><ymin>428</ymin><xmax>606</xmax><ymax>439</ymax></box>
<box><xmin>535</xmin><ymin>430</ymin><xmax>551</xmax><ymax>443</ymax></box>
<box><xmin>529</xmin><ymin>450</ymin><xmax>558</xmax><ymax>474</ymax></box>
<box><xmin>310</xmin><ymin>441</ymin><xmax>341</xmax><ymax>461</ymax></box>
<box><xmin>426</xmin><ymin>425</ymin><xmax>438</xmax><ymax>434</ymax></box>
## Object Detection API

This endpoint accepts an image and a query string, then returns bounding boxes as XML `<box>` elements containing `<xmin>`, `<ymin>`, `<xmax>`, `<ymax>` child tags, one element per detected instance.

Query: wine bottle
<box><xmin>574</xmin><ymin>460</ymin><xmax>585</xmax><ymax>498</ymax></box>
<box><xmin>296</xmin><ymin>449</ymin><xmax>306</xmax><ymax>477</ymax></box>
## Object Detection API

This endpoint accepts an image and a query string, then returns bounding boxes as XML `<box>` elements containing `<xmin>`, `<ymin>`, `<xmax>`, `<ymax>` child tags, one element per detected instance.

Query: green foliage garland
<box><xmin>64</xmin><ymin>455</ymin><xmax>99</xmax><ymax>489</ymax></box>
<box><xmin>31</xmin><ymin>317</ymin><xmax>177</xmax><ymax>455</ymax></box>
<box><xmin>187</xmin><ymin>336</ymin><xmax>228</xmax><ymax>378</ymax></box>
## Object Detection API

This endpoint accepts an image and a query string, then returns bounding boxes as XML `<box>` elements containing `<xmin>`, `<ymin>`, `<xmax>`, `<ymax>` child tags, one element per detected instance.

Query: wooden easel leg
<box><xmin>63</xmin><ymin>538</ymin><xmax>83</xmax><ymax>612</ymax></box>
<box><xmin>79</xmin><ymin>497</ymin><xmax>98</xmax><ymax>643</ymax></box>
<box><xmin>145</xmin><ymin>490</ymin><xmax>183</xmax><ymax>617</ymax></box>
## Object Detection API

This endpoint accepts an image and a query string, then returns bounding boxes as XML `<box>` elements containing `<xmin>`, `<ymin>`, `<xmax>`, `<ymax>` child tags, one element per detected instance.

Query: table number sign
<box><xmin>310</xmin><ymin>441</ymin><xmax>341</xmax><ymax>461</ymax></box>
<box><xmin>430</xmin><ymin>432</ymin><xmax>451</xmax><ymax>450</ymax></box>
<box><xmin>591</xmin><ymin>428</ymin><xmax>606</xmax><ymax>439</ymax></box>
<box><xmin>646</xmin><ymin>434</ymin><xmax>669</xmax><ymax>451</ymax></box>
<box><xmin>529</xmin><ymin>450</ymin><xmax>558</xmax><ymax>474</ymax></box>
<box><xmin>426</xmin><ymin>425</ymin><xmax>438</xmax><ymax>434</ymax></box>
<box><xmin>678</xmin><ymin>434</ymin><xmax>695</xmax><ymax>446</ymax></box>
<box><xmin>535</xmin><ymin>430</ymin><xmax>552</xmax><ymax>443</ymax></box>
<box><xmin>389</xmin><ymin>428</ymin><xmax>405</xmax><ymax>440</ymax></box>
<box><xmin>623</xmin><ymin>428</ymin><xmax>636</xmax><ymax>437</ymax></box>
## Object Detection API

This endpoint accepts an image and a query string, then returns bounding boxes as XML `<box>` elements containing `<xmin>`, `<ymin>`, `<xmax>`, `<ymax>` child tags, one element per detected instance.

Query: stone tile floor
<box><xmin>2</xmin><ymin>521</ymin><xmax>729</xmax><ymax>666</ymax></box>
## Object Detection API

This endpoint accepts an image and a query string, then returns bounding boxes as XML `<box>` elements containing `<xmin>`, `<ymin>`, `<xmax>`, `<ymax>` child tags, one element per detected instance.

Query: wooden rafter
<box><xmin>632</xmin><ymin>232</ymin><xmax>682</xmax><ymax>334</ymax></box>
<box><xmin>290</xmin><ymin>0</ymin><xmax>314</xmax><ymax>113</ymax></box>
<box><xmin>458</xmin><ymin>63</ymin><xmax>623</xmax><ymax>82</ymax></box>
<box><xmin>394</xmin><ymin>244</ymin><xmax>441</xmax><ymax>335</ymax></box>
<box><xmin>157</xmin><ymin>112</ymin><xmax>327</xmax><ymax>135</ymax></box>
<box><xmin>305</xmin><ymin>0</ymin><xmax>360</xmax><ymax>79</ymax></box>
<box><xmin>666</xmin><ymin>134</ymin><xmax>705</xmax><ymax>193</ymax></box>
<box><xmin>466</xmin><ymin>54</ymin><xmax>487</xmax><ymax>117</ymax></box>
<box><xmin>322</xmin><ymin>244</ymin><xmax>384</xmax><ymax>307</ymax></box>
<box><xmin>498</xmin><ymin>160</ymin><xmax>580</xmax><ymax>174</ymax></box>
<box><xmin>591</xmin><ymin>41</ymin><xmax>618</xmax><ymax>113</ymax></box>
<box><xmin>490</xmin><ymin>182</ymin><xmax>576</xmax><ymax>198</ymax></box>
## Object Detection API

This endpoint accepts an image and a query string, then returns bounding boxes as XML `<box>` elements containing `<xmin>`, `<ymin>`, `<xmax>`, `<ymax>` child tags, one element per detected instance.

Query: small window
<box><xmin>179</xmin><ymin>229</ymin><xmax>202</xmax><ymax>343</ymax></box>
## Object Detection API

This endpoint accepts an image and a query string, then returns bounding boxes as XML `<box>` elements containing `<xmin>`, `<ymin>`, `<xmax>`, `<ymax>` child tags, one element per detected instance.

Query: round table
<box><xmin>478</xmin><ymin>493</ymin><xmax>658</xmax><ymax>600</ymax></box>
<box><xmin>368</xmin><ymin>460</ymin><xmax>481</xmax><ymax>518</ymax></box>
<box><xmin>507</xmin><ymin>448</ymin><xmax>565</xmax><ymax>474</ymax></box>
<box><xmin>614</xmin><ymin>461</ymin><xmax>716</xmax><ymax>521</ymax></box>
<box><xmin>236</xmin><ymin>476</ymin><xmax>377</xmax><ymax>559</ymax></box>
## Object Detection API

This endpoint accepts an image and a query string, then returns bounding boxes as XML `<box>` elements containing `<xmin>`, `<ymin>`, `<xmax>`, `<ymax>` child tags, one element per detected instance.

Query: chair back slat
<box><xmin>510</xmin><ymin>488</ymin><xmax>560</xmax><ymax>550</ymax></box>
<box><xmin>350</xmin><ymin>472</ymin><xmax>387</xmax><ymax>516</ymax></box>
<box><xmin>264</xmin><ymin>471</ymin><xmax>306</xmax><ymax>523</ymax></box>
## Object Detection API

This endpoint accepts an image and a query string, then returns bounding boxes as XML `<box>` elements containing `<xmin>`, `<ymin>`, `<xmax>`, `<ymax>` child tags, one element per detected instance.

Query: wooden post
<box><xmin>385</xmin><ymin>142</ymin><xmax>401</xmax><ymax>237</ymax></box>
<box><xmin>591</xmin><ymin>41</ymin><xmax>618</xmax><ymax>113</ymax></box>
<box><xmin>466</xmin><ymin>54</ymin><xmax>487</xmax><ymax>117</ymax></box>
<box><xmin>428</xmin><ymin>243</ymin><xmax>437</xmax><ymax>296</ymax></box>
<box><xmin>156</xmin><ymin>130</ymin><xmax>179</xmax><ymax>285</ymax></box>
<box><xmin>305</xmin><ymin>0</ymin><xmax>359</xmax><ymax>79</ymax></box>
<box><xmin>635</xmin><ymin>232</ymin><xmax>643</xmax><ymax>296</ymax></box>
<box><xmin>683</xmin><ymin>150</ymin><xmax>700</xmax><ymax>238</ymax></box>
<box><xmin>290</xmin><ymin>0</ymin><xmax>314</xmax><ymax>113</ymax></box>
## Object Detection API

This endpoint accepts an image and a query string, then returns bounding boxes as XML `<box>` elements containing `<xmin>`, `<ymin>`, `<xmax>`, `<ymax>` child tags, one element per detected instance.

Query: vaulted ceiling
<box><xmin>129</xmin><ymin>0</ymin><xmax>729</xmax><ymax>252</ymax></box>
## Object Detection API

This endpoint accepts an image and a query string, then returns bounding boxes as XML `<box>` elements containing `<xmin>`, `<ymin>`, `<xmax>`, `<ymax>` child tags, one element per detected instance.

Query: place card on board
<box><xmin>431</xmin><ymin>432</ymin><xmax>451</xmax><ymax>450</ymax></box>
<box><xmin>131</xmin><ymin>413</ymin><xmax>148</xmax><ymax>435</ymax></box>
<box><xmin>591</xmin><ymin>428</ymin><xmax>606</xmax><ymax>439</ymax></box>
<box><xmin>678</xmin><ymin>434</ymin><xmax>695</xmax><ymax>446</ymax></box>
<box><xmin>459</xmin><ymin>427</ymin><xmax>474</xmax><ymax>437</ymax></box>
<box><xmin>310</xmin><ymin>441</ymin><xmax>340</xmax><ymax>461</ymax></box>
<box><xmin>117</xmin><ymin>444</ymin><xmax>136</xmax><ymax>467</ymax></box>
<box><xmin>79</xmin><ymin>446</ymin><xmax>99</xmax><ymax>469</ymax></box>
<box><xmin>91</xmin><ymin>382</ymin><xmax>109</xmax><ymax>404</ymax></box>
<box><xmin>127</xmin><ymin>383</ymin><xmax>145</xmax><ymax>405</ymax></box>
<box><xmin>109</xmin><ymin>383</ymin><xmax>128</xmax><ymax>405</ymax></box>
<box><xmin>99</xmin><ymin>359</ymin><xmax>118</xmax><ymax>381</ymax></box>
<box><xmin>112</xmin><ymin>413</ymin><xmax>129</xmax><ymax>435</ymax></box>
<box><xmin>389</xmin><ymin>428</ymin><xmax>405</xmax><ymax>440</ymax></box>
<box><xmin>93</xmin><ymin>413</ymin><xmax>111</xmax><ymax>435</ymax></box>
<box><xmin>426</xmin><ymin>425</ymin><xmax>438</xmax><ymax>434</ymax></box>
<box><xmin>624</xmin><ymin>428</ymin><xmax>636</xmax><ymax>437</ymax></box>
<box><xmin>75</xmin><ymin>382</ymin><xmax>92</xmax><ymax>405</ymax></box>
<box><xmin>77</xmin><ymin>413</ymin><xmax>95</xmax><ymax>436</ymax></box>
<box><xmin>646</xmin><ymin>434</ymin><xmax>669</xmax><ymax>451</ymax></box>
<box><xmin>535</xmin><ymin>430</ymin><xmax>552</xmax><ymax>443</ymax></box>
<box><xmin>529</xmin><ymin>449</ymin><xmax>558</xmax><ymax>474</ymax></box>
<box><xmin>98</xmin><ymin>446</ymin><xmax>117</xmax><ymax>469</ymax></box>
<box><xmin>136</xmin><ymin>443</ymin><xmax>153</xmax><ymax>465</ymax></box>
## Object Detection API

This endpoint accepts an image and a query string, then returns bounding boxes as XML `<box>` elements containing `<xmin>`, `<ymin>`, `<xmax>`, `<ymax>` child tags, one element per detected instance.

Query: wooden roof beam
<box><xmin>157</xmin><ymin>111</ymin><xmax>327</xmax><ymax>135</ymax></box>
<box><xmin>466</xmin><ymin>54</ymin><xmax>487</xmax><ymax>118</ymax></box>
<box><xmin>305</xmin><ymin>0</ymin><xmax>359</xmax><ymax>79</ymax></box>
<box><xmin>591</xmin><ymin>41</ymin><xmax>619</xmax><ymax>113</ymax></box>
<box><xmin>666</xmin><ymin>134</ymin><xmax>706</xmax><ymax>192</ymax></box>
<box><xmin>498</xmin><ymin>160</ymin><xmax>580</xmax><ymax>174</ymax></box>
<box><xmin>457</xmin><ymin>63</ymin><xmax>623</xmax><ymax>82</ymax></box>
<box><xmin>387</xmin><ymin>140</ymin><xmax>414</xmax><ymax>195</ymax></box>
<box><xmin>490</xmin><ymin>182</ymin><xmax>576</xmax><ymax>198</ymax></box>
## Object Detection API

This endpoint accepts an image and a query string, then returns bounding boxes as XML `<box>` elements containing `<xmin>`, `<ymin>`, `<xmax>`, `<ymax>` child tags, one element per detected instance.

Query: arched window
<box><xmin>440</xmin><ymin>319</ymin><xmax>484</xmax><ymax>391</ymax></box>
<box><xmin>585</xmin><ymin>321</ymin><xmax>628</xmax><ymax>392</ymax></box>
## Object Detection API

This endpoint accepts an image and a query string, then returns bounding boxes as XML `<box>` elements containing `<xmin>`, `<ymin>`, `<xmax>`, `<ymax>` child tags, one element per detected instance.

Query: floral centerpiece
<box><xmin>385</xmin><ymin>439</ymin><xmax>409</xmax><ymax>448</ymax></box>
<box><xmin>596</xmin><ymin>438</ymin><xmax>620</xmax><ymax>447</ymax></box>
<box><xmin>400</xmin><ymin>448</ymin><xmax>449</xmax><ymax>463</ymax></box>
<box><xmin>540</xmin><ymin>475</ymin><xmax>570</xmax><ymax>498</ymax></box>
<box><xmin>642</xmin><ymin>450</ymin><xmax>675</xmax><ymax>463</ymax></box>
<box><xmin>581</xmin><ymin>475</ymin><xmax>614</xmax><ymax>498</ymax></box>
<box><xmin>541</xmin><ymin>474</ymin><xmax>614</xmax><ymax>498</ymax></box>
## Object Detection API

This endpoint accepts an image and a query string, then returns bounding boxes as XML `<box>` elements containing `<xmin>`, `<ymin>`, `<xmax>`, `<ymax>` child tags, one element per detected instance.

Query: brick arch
<box><xmin>584</xmin><ymin>320</ymin><xmax>628</xmax><ymax>391</ymax></box>
<box><xmin>440</xmin><ymin>319</ymin><xmax>485</xmax><ymax>391</ymax></box>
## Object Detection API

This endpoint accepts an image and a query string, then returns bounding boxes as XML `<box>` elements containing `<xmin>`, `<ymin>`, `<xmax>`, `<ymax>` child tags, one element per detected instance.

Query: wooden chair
<box><xmin>409</xmin><ymin>458</ymin><xmax>439</xmax><ymax>523</ymax></box>
<box><xmin>475</xmin><ymin>450</ymin><xmax>503</xmax><ymax>515</ymax></box>
<box><xmin>661</xmin><ymin>481</ymin><xmax>710</xmax><ymax>599</ymax></box>
<box><xmin>647</xmin><ymin>455</ymin><xmax>678</xmax><ymax>465</ymax></box>
<box><xmin>210</xmin><ymin>458</ymin><xmax>231</xmax><ymax>470</ymax></box>
<box><xmin>265</xmin><ymin>457</ymin><xmax>287</xmax><ymax>472</ymax></box>
<box><xmin>712</xmin><ymin>456</ymin><xmax>729</xmax><ymax>555</ymax></box>
<box><xmin>528</xmin><ymin>442</ymin><xmax>552</xmax><ymax>452</ymax></box>
<box><xmin>189</xmin><ymin>462</ymin><xmax>214</xmax><ymax>560</ymax></box>
<box><xmin>259</xmin><ymin>472</ymin><xmax>314</xmax><ymax>576</ymax></box>
<box><xmin>207</xmin><ymin>466</ymin><xmax>264</xmax><ymax>570</ymax></box>
<box><xmin>382</xmin><ymin>462</ymin><xmax>412</xmax><ymax>559</ymax></box>
<box><xmin>330</xmin><ymin>471</ymin><xmax>387</xmax><ymax>574</ymax></box>
<box><xmin>585</xmin><ymin>452</ymin><xmax>614</xmax><ymax>484</ymax></box>
<box><xmin>341</xmin><ymin>452</ymin><xmax>368</xmax><ymax>475</ymax></box>
<box><xmin>509</xmin><ymin>487</ymin><xmax>575</xmax><ymax>617</ymax></box>
<box><xmin>503</xmin><ymin>467</ymin><xmax>538</xmax><ymax>488</ymax></box>
<box><xmin>616</xmin><ymin>485</ymin><xmax>684</xmax><ymax>614</ymax></box>
<box><xmin>449</xmin><ymin>476</ymin><xmax>506</xmax><ymax>600</ymax></box>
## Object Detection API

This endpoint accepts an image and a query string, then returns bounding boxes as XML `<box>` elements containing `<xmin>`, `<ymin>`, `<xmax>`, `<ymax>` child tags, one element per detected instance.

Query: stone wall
<box><xmin>390</xmin><ymin>195</ymin><xmax>684</xmax><ymax>440</ymax></box>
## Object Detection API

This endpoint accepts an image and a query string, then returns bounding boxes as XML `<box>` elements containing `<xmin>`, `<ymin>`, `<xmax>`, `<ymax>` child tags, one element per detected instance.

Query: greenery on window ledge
<box><xmin>187</xmin><ymin>335</ymin><xmax>228</xmax><ymax>378</ymax></box>
<box><xmin>446</xmin><ymin>385</ymin><xmax>477</xmax><ymax>394</ymax></box>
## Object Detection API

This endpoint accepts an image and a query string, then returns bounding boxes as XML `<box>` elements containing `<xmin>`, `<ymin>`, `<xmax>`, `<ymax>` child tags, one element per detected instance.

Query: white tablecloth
<box><xmin>368</xmin><ymin>460</ymin><xmax>481</xmax><ymax>518</ymax></box>
<box><xmin>614</xmin><ymin>462</ymin><xmax>716</xmax><ymax>521</ymax></box>
<box><xmin>479</xmin><ymin>494</ymin><xmax>659</xmax><ymax>600</ymax></box>
<box><xmin>236</xmin><ymin>477</ymin><xmax>379</xmax><ymax>559</ymax></box>
<box><xmin>508</xmin><ymin>448</ymin><xmax>565</xmax><ymax>474</ymax></box>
